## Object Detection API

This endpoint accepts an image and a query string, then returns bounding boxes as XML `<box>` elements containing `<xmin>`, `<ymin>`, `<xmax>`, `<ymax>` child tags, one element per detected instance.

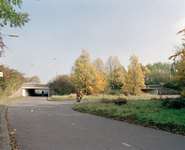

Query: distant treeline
<box><xmin>48</xmin><ymin>48</ymin><xmax>181</xmax><ymax>96</ymax></box>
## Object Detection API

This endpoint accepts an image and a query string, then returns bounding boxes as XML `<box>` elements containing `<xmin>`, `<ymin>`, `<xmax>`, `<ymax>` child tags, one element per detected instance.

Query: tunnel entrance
<box><xmin>9</xmin><ymin>83</ymin><xmax>51</xmax><ymax>98</ymax></box>
<box><xmin>22</xmin><ymin>88</ymin><xmax>49</xmax><ymax>97</ymax></box>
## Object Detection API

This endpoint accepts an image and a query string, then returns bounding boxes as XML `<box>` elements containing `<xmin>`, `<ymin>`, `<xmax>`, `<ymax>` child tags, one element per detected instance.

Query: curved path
<box><xmin>4</xmin><ymin>97</ymin><xmax>185</xmax><ymax>150</ymax></box>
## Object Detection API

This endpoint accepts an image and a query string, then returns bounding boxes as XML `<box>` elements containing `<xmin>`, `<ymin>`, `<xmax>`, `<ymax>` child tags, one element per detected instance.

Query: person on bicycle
<box><xmin>76</xmin><ymin>89</ymin><xmax>83</xmax><ymax>102</ymax></box>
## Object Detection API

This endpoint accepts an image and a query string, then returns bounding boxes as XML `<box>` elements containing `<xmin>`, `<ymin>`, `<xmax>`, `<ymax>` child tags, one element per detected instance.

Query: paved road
<box><xmin>6</xmin><ymin>97</ymin><xmax>185</xmax><ymax>150</ymax></box>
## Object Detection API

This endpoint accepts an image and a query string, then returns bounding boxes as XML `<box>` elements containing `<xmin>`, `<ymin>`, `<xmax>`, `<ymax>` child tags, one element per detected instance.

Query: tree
<box><xmin>70</xmin><ymin>49</ymin><xmax>97</xmax><ymax>93</ymax></box>
<box><xmin>168</xmin><ymin>27</ymin><xmax>185</xmax><ymax>97</ymax></box>
<box><xmin>92</xmin><ymin>58</ymin><xmax>105</xmax><ymax>73</ymax></box>
<box><xmin>140</xmin><ymin>63</ymin><xmax>151</xmax><ymax>84</ymax></box>
<box><xmin>122</xmin><ymin>55</ymin><xmax>145</xmax><ymax>95</ymax></box>
<box><xmin>145</xmin><ymin>62</ymin><xmax>172</xmax><ymax>85</ymax></box>
<box><xmin>105</xmin><ymin>56</ymin><xmax>125</xmax><ymax>90</ymax></box>
<box><xmin>0</xmin><ymin>65</ymin><xmax>25</xmax><ymax>97</ymax></box>
<box><xmin>172</xmin><ymin>54</ymin><xmax>185</xmax><ymax>97</ymax></box>
<box><xmin>169</xmin><ymin>27</ymin><xmax>185</xmax><ymax>60</ymax></box>
<box><xmin>0</xmin><ymin>0</ymin><xmax>30</xmax><ymax>56</ymax></box>
<box><xmin>49</xmin><ymin>75</ymin><xmax>76</xmax><ymax>95</ymax></box>
<box><xmin>169</xmin><ymin>43</ymin><xmax>185</xmax><ymax>97</ymax></box>
<box><xmin>27</xmin><ymin>76</ymin><xmax>41</xmax><ymax>83</ymax></box>
<box><xmin>93</xmin><ymin>70</ymin><xmax>108</xmax><ymax>93</ymax></box>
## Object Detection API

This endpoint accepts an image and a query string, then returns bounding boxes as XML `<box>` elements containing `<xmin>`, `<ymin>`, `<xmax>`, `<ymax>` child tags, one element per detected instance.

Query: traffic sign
<box><xmin>0</xmin><ymin>72</ymin><xmax>3</xmax><ymax>77</ymax></box>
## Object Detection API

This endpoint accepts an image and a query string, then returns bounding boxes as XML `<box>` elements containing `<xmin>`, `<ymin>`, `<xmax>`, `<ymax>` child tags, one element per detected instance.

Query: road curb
<box><xmin>0</xmin><ymin>101</ymin><xmax>11</xmax><ymax>150</ymax></box>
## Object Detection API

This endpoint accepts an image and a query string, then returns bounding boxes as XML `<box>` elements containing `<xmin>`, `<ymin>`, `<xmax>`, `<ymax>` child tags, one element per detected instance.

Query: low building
<box><xmin>141</xmin><ymin>85</ymin><xmax>161</xmax><ymax>95</ymax></box>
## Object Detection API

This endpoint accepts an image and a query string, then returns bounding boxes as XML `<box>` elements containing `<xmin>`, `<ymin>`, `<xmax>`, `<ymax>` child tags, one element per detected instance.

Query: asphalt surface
<box><xmin>1</xmin><ymin>96</ymin><xmax>185</xmax><ymax>150</ymax></box>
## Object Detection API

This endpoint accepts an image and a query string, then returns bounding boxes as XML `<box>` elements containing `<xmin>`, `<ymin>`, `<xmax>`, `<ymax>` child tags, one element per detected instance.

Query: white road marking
<box><xmin>71</xmin><ymin>123</ymin><xmax>75</xmax><ymax>125</ymax></box>
<box><xmin>122</xmin><ymin>143</ymin><xmax>131</xmax><ymax>147</ymax></box>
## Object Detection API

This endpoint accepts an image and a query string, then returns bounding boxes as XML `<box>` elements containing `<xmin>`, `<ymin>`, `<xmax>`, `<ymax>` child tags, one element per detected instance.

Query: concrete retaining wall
<box><xmin>9</xmin><ymin>85</ymin><xmax>23</xmax><ymax>98</ymax></box>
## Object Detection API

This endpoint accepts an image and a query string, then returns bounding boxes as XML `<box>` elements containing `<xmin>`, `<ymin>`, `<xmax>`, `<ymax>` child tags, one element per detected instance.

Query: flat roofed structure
<box><xmin>9</xmin><ymin>83</ymin><xmax>52</xmax><ymax>98</ymax></box>
<box><xmin>141</xmin><ymin>85</ymin><xmax>161</xmax><ymax>95</ymax></box>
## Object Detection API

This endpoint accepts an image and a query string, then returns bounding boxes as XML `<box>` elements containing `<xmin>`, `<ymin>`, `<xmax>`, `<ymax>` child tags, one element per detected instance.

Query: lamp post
<box><xmin>28</xmin><ymin>64</ymin><xmax>33</xmax><ymax>83</ymax></box>
<box><xmin>1</xmin><ymin>33</ymin><xmax>19</xmax><ymax>37</ymax></box>
<box><xmin>0</xmin><ymin>33</ymin><xmax>18</xmax><ymax>75</ymax></box>
<box><xmin>7</xmin><ymin>34</ymin><xmax>19</xmax><ymax>37</ymax></box>
<box><xmin>53</xmin><ymin>58</ymin><xmax>58</xmax><ymax>80</ymax></box>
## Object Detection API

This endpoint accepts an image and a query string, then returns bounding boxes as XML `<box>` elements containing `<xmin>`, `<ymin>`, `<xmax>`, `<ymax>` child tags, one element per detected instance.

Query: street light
<box><xmin>0</xmin><ymin>33</ymin><xmax>18</xmax><ymax>74</ymax></box>
<box><xmin>1</xmin><ymin>33</ymin><xmax>19</xmax><ymax>37</ymax></box>
<box><xmin>53</xmin><ymin>58</ymin><xmax>58</xmax><ymax>80</ymax></box>
<box><xmin>28</xmin><ymin>64</ymin><xmax>33</xmax><ymax>83</ymax></box>
<box><xmin>8</xmin><ymin>34</ymin><xmax>19</xmax><ymax>37</ymax></box>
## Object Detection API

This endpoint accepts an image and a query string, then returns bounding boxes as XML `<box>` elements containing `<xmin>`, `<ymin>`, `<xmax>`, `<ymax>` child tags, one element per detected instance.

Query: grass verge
<box><xmin>73</xmin><ymin>98</ymin><xmax>185</xmax><ymax>135</ymax></box>
<box><xmin>0</xmin><ymin>96</ymin><xmax>24</xmax><ymax>150</ymax></box>
<box><xmin>0</xmin><ymin>96</ymin><xmax>24</xmax><ymax>105</ymax></box>
<box><xmin>49</xmin><ymin>93</ymin><xmax>159</xmax><ymax>101</ymax></box>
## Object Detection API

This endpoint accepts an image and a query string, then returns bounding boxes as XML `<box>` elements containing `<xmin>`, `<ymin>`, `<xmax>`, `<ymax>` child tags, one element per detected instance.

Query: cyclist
<box><xmin>76</xmin><ymin>89</ymin><xmax>83</xmax><ymax>103</ymax></box>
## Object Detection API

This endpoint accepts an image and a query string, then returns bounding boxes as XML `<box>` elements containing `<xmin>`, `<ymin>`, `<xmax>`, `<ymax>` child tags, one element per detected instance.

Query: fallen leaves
<box><xmin>9</xmin><ymin>131</ymin><xmax>15</xmax><ymax>136</ymax></box>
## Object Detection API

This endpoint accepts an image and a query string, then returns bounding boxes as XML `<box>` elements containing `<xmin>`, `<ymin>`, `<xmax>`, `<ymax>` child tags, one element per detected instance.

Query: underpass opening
<box><xmin>29</xmin><ymin>89</ymin><xmax>35</xmax><ymax>96</ymax></box>
<box><xmin>9</xmin><ymin>83</ymin><xmax>51</xmax><ymax>98</ymax></box>
<box><xmin>22</xmin><ymin>83</ymin><xmax>50</xmax><ymax>97</ymax></box>
<box><xmin>22</xmin><ymin>87</ymin><xmax>50</xmax><ymax>97</ymax></box>
<box><xmin>25</xmin><ymin>89</ymin><xmax>49</xmax><ymax>97</ymax></box>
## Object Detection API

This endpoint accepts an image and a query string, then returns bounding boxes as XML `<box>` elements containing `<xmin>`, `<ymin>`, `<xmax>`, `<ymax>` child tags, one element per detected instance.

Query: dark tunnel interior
<box><xmin>28</xmin><ymin>89</ymin><xmax>48</xmax><ymax>96</ymax></box>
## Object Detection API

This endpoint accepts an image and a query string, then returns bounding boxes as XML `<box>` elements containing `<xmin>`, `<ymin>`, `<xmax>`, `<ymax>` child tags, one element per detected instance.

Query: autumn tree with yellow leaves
<box><xmin>105</xmin><ymin>56</ymin><xmax>125</xmax><ymax>90</ymax></box>
<box><xmin>92</xmin><ymin>58</ymin><xmax>105</xmax><ymax>73</ymax></box>
<box><xmin>169</xmin><ymin>27</ymin><xmax>185</xmax><ymax>97</ymax></box>
<box><xmin>70</xmin><ymin>49</ymin><xmax>97</xmax><ymax>93</ymax></box>
<box><xmin>93</xmin><ymin>70</ymin><xmax>108</xmax><ymax>93</ymax></box>
<box><xmin>92</xmin><ymin>58</ymin><xmax>108</xmax><ymax>93</ymax></box>
<box><xmin>122</xmin><ymin>55</ymin><xmax>145</xmax><ymax>95</ymax></box>
<box><xmin>140</xmin><ymin>63</ymin><xmax>151</xmax><ymax>84</ymax></box>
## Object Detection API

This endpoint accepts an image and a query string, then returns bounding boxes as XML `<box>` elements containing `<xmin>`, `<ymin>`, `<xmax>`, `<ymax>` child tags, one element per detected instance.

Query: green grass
<box><xmin>73</xmin><ymin>99</ymin><xmax>185</xmax><ymax>135</ymax></box>
<box><xmin>49</xmin><ymin>93</ymin><xmax>159</xmax><ymax>101</ymax></box>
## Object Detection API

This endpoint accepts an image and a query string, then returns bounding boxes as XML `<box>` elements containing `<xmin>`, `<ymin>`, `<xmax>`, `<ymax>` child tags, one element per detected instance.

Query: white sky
<box><xmin>1</xmin><ymin>0</ymin><xmax>185</xmax><ymax>84</ymax></box>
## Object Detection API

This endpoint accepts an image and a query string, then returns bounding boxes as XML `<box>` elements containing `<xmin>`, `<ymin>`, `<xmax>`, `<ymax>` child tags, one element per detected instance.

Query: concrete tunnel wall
<box><xmin>22</xmin><ymin>89</ymin><xmax>35</xmax><ymax>96</ymax></box>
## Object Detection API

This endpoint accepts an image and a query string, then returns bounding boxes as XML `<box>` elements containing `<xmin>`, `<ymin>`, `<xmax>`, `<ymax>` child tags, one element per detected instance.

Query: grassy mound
<box><xmin>73</xmin><ymin>98</ymin><xmax>185</xmax><ymax>135</ymax></box>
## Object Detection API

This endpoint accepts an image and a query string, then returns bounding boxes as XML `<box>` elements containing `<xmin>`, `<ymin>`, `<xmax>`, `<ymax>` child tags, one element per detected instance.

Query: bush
<box><xmin>180</xmin><ymin>88</ymin><xmax>185</xmax><ymax>98</ymax></box>
<box><xmin>100</xmin><ymin>98</ymin><xmax>128</xmax><ymax>106</ymax></box>
<box><xmin>113</xmin><ymin>98</ymin><xmax>128</xmax><ymax>106</ymax></box>
<box><xmin>164</xmin><ymin>82</ymin><xmax>181</xmax><ymax>91</ymax></box>
<box><xmin>100</xmin><ymin>98</ymin><xmax>112</xmax><ymax>104</ymax></box>
<box><xmin>109</xmin><ymin>90</ymin><xmax>121</xmax><ymax>95</ymax></box>
<box><xmin>162</xmin><ymin>97</ymin><xmax>185</xmax><ymax>109</ymax></box>
<box><xmin>122</xmin><ymin>91</ymin><xmax>130</xmax><ymax>96</ymax></box>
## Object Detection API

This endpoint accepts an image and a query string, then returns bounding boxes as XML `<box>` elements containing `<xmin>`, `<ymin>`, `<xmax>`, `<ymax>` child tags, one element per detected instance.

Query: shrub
<box><xmin>113</xmin><ymin>98</ymin><xmax>128</xmax><ymax>106</ymax></box>
<box><xmin>100</xmin><ymin>98</ymin><xmax>128</xmax><ymax>106</ymax></box>
<box><xmin>109</xmin><ymin>90</ymin><xmax>121</xmax><ymax>95</ymax></box>
<box><xmin>100</xmin><ymin>98</ymin><xmax>112</xmax><ymax>104</ymax></box>
<box><xmin>164</xmin><ymin>82</ymin><xmax>181</xmax><ymax>91</ymax></box>
<box><xmin>162</xmin><ymin>97</ymin><xmax>185</xmax><ymax>109</ymax></box>
<box><xmin>180</xmin><ymin>88</ymin><xmax>185</xmax><ymax>98</ymax></box>
<box><xmin>122</xmin><ymin>91</ymin><xmax>130</xmax><ymax>96</ymax></box>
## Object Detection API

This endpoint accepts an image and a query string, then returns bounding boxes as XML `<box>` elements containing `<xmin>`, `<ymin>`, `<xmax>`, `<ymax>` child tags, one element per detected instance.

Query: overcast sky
<box><xmin>1</xmin><ymin>0</ymin><xmax>185</xmax><ymax>84</ymax></box>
